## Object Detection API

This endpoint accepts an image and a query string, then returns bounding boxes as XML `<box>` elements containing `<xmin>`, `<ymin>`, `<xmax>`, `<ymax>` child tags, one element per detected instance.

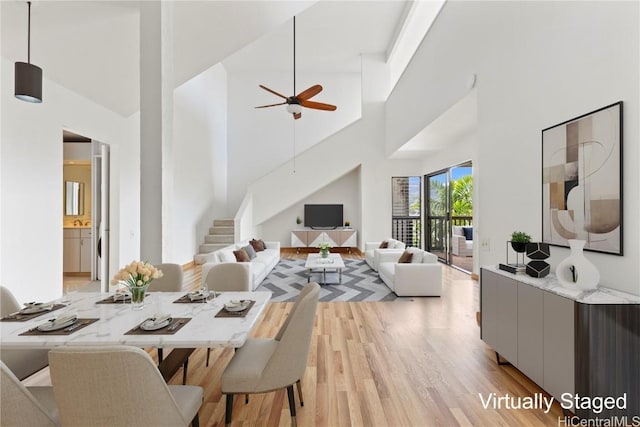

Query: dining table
<box><xmin>0</xmin><ymin>290</ymin><xmax>271</xmax><ymax>350</ymax></box>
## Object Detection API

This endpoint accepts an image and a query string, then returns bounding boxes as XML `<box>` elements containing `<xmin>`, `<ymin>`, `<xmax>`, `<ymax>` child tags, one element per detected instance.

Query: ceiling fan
<box><xmin>255</xmin><ymin>16</ymin><xmax>337</xmax><ymax>120</ymax></box>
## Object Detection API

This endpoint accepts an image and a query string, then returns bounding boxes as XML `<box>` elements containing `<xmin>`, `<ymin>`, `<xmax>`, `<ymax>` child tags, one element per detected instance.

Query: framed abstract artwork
<box><xmin>542</xmin><ymin>101</ymin><xmax>623</xmax><ymax>255</ymax></box>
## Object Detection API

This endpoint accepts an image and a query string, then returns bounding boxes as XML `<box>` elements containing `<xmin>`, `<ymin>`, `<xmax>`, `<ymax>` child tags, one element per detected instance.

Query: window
<box><xmin>391</xmin><ymin>177</ymin><xmax>421</xmax><ymax>247</ymax></box>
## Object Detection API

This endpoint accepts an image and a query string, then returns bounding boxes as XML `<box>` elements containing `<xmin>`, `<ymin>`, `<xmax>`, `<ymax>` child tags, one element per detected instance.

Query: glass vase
<box><xmin>128</xmin><ymin>283</ymin><xmax>150</xmax><ymax>310</ymax></box>
<box><xmin>320</xmin><ymin>249</ymin><xmax>329</xmax><ymax>258</ymax></box>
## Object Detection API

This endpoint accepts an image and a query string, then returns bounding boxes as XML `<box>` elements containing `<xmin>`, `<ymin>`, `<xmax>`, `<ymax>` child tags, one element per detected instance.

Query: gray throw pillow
<box><xmin>243</xmin><ymin>245</ymin><xmax>257</xmax><ymax>260</ymax></box>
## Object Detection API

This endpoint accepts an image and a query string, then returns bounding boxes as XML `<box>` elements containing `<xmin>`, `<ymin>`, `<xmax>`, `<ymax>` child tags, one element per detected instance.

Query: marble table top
<box><xmin>0</xmin><ymin>291</ymin><xmax>271</xmax><ymax>350</ymax></box>
<box><xmin>483</xmin><ymin>265</ymin><xmax>640</xmax><ymax>304</ymax></box>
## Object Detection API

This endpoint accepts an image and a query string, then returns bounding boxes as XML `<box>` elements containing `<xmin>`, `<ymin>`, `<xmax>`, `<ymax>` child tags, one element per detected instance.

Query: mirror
<box><xmin>65</xmin><ymin>181</ymin><xmax>84</xmax><ymax>216</ymax></box>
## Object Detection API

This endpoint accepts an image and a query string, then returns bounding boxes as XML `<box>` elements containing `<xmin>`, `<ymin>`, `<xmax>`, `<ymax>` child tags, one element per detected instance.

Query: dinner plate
<box><xmin>140</xmin><ymin>317</ymin><xmax>172</xmax><ymax>331</ymax></box>
<box><xmin>37</xmin><ymin>316</ymin><xmax>77</xmax><ymax>332</ymax></box>
<box><xmin>20</xmin><ymin>304</ymin><xmax>52</xmax><ymax>314</ymax></box>
<box><xmin>225</xmin><ymin>301</ymin><xmax>250</xmax><ymax>312</ymax></box>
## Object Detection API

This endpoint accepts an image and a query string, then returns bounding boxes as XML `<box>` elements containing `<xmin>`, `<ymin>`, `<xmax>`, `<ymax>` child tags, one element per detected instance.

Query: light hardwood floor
<box><xmin>28</xmin><ymin>251</ymin><xmax>564</xmax><ymax>426</ymax></box>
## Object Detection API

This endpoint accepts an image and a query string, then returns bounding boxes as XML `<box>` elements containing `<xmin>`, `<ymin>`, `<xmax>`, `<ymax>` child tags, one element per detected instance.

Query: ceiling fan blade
<box><xmin>255</xmin><ymin>101</ymin><xmax>287</xmax><ymax>109</ymax></box>
<box><xmin>259</xmin><ymin>85</ymin><xmax>288</xmax><ymax>100</ymax></box>
<box><xmin>293</xmin><ymin>112</ymin><xmax>302</xmax><ymax>120</ymax></box>
<box><xmin>296</xmin><ymin>84</ymin><xmax>323</xmax><ymax>101</ymax></box>
<box><xmin>300</xmin><ymin>100</ymin><xmax>337</xmax><ymax>111</ymax></box>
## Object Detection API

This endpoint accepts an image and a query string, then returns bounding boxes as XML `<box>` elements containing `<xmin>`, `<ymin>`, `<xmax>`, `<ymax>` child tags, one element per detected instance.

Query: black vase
<box><xmin>525</xmin><ymin>242</ymin><xmax>551</xmax><ymax>278</ymax></box>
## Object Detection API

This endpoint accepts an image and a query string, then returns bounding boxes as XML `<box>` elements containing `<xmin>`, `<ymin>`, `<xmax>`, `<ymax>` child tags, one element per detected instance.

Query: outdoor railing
<box><xmin>392</xmin><ymin>216</ymin><xmax>421</xmax><ymax>248</ymax></box>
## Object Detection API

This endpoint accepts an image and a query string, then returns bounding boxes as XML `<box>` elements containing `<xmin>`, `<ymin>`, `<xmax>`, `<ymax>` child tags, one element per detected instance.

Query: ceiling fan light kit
<box><xmin>255</xmin><ymin>16</ymin><xmax>336</xmax><ymax>120</ymax></box>
<box><xmin>15</xmin><ymin>1</ymin><xmax>43</xmax><ymax>103</ymax></box>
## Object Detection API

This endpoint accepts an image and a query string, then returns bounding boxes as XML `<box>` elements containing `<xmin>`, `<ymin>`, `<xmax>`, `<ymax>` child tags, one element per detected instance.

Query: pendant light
<box><xmin>15</xmin><ymin>1</ymin><xmax>42</xmax><ymax>103</ymax></box>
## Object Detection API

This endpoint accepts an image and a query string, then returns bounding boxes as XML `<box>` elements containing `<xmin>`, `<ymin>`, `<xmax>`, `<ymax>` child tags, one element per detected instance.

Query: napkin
<box><xmin>148</xmin><ymin>313</ymin><xmax>171</xmax><ymax>326</ymax></box>
<box><xmin>50</xmin><ymin>314</ymin><xmax>77</xmax><ymax>326</ymax></box>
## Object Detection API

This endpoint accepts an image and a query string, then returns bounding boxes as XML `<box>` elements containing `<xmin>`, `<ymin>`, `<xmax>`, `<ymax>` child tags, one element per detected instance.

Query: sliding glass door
<box><xmin>425</xmin><ymin>162</ymin><xmax>473</xmax><ymax>272</ymax></box>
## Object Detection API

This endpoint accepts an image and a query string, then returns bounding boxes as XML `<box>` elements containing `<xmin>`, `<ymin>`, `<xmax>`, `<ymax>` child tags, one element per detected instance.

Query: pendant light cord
<box><xmin>27</xmin><ymin>1</ymin><xmax>32</xmax><ymax>64</ymax></box>
<box><xmin>292</xmin><ymin>16</ymin><xmax>296</xmax><ymax>95</ymax></box>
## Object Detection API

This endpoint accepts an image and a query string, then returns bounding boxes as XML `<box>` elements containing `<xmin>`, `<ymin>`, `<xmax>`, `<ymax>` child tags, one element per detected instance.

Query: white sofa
<box><xmin>377</xmin><ymin>247</ymin><xmax>442</xmax><ymax>296</ymax></box>
<box><xmin>452</xmin><ymin>226</ymin><xmax>473</xmax><ymax>257</ymax></box>
<box><xmin>201</xmin><ymin>240</ymin><xmax>280</xmax><ymax>291</ymax></box>
<box><xmin>364</xmin><ymin>238</ymin><xmax>406</xmax><ymax>271</ymax></box>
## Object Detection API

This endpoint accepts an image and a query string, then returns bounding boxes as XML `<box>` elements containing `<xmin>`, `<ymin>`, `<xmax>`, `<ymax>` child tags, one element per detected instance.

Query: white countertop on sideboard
<box><xmin>482</xmin><ymin>265</ymin><xmax>640</xmax><ymax>305</ymax></box>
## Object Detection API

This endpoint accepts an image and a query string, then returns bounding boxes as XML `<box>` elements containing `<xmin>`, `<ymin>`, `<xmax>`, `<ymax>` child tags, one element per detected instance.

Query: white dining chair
<box><xmin>1</xmin><ymin>360</ymin><xmax>60</xmax><ymax>427</ymax></box>
<box><xmin>221</xmin><ymin>282</ymin><xmax>320</xmax><ymax>427</ymax></box>
<box><xmin>151</xmin><ymin>263</ymin><xmax>184</xmax><ymax>292</ymax></box>
<box><xmin>48</xmin><ymin>345</ymin><xmax>203</xmax><ymax>427</ymax></box>
<box><xmin>0</xmin><ymin>286</ymin><xmax>50</xmax><ymax>380</ymax></box>
<box><xmin>150</xmin><ymin>262</ymin><xmax>188</xmax><ymax>370</ymax></box>
<box><xmin>204</xmin><ymin>263</ymin><xmax>251</xmax><ymax>366</ymax></box>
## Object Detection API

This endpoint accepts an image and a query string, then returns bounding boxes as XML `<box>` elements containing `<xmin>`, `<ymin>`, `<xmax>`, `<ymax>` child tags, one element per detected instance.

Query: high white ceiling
<box><xmin>1</xmin><ymin>1</ymin><xmax>409</xmax><ymax>117</ymax></box>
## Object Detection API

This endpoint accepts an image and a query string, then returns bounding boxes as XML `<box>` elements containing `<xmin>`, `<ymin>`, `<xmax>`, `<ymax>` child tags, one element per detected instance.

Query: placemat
<box><xmin>125</xmin><ymin>317</ymin><xmax>191</xmax><ymax>335</ymax></box>
<box><xmin>215</xmin><ymin>300</ymin><xmax>256</xmax><ymax>318</ymax></box>
<box><xmin>95</xmin><ymin>294</ymin><xmax>149</xmax><ymax>304</ymax></box>
<box><xmin>1</xmin><ymin>304</ymin><xmax>66</xmax><ymax>322</ymax></box>
<box><xmin>19</xmin><ymin>318</ymin><xmax>99</xmax><ymax>336</ymax></box>
<box><xmin>173</xmin><ymin>293</ymin><xmax>216</xmax><ymax>303</ymax></box>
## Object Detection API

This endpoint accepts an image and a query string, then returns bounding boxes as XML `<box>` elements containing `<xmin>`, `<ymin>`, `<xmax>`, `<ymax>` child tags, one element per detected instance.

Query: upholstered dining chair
<box><xmin>48</xmin><ymin>345</ymin><xmax>203</xmax><ymax>427</ymax></box>
<box><xmin>204</xmin><ymin>263</ymin><xmax>252</xmax><ymax>366</ymax></box>
<box><xmin>1</xmin><ymin>360</ymin><xmax>60</xmax><ymax>427</ymax></box>
<box><xmin>151</xmin><ymin>263</ymin><xmax>188</xmax><ymax>369</ymax></box>
<box><xmin>221</xmin><ymin>282</ymin><xmax>320</xmax><ymax>427</ymax></box>
<box><xmin>151</xmin><ymin>263</ymin><xmax>184</xmax><ymax>292</ymax></box>
<box><xmin>0</xmin><ymin>286</ymin><xmax>50</xmax><ymax>380</ymax></box>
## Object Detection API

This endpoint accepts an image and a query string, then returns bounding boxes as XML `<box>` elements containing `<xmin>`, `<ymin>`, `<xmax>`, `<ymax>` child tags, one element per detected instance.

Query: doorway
<box><xmin>62</xmin><ymin>131</ymin><xmax>110</xmax><ymax>293</ymax></box>
<box><xmin>425</xmin><ymin>161</ymin><xmax>473</xmax><ymax>272</ymax></box>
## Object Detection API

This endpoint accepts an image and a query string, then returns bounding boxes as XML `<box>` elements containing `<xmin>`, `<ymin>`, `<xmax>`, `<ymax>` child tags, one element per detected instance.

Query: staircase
<box><xmin>194</xmin><ymin>219</ymin><xmax>235</xmax><ymax>264</ymax></box>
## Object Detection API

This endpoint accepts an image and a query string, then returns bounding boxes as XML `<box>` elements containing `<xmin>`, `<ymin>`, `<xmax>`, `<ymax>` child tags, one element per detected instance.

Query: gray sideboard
<box><xmin>480</xmin><ymin>267</ymin><xmax>639</xmax><ymax>419</ymax></box>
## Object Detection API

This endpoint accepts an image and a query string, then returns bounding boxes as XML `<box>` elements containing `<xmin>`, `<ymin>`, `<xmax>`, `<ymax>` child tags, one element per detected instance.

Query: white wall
<box><xmin>260</xmin><ymin>167</ymin><xmax>360</xmax><ymax>245</ymax></box>
<box><xmin>387</xmin><ymin>1</ymin><xmax>640</xmax><ymax>295</ymax></box>
<box><xmin>169</xmin><ymin>64</ymin><xmax>228</xmax><ymax>264</ymax></box>
<box><xmin>226</xmin><ymin>70</ymin><xmax>362</xmax><ymax>213</ymax></box>
<box><xmin>0</xmin><ymin>58</ymin><xmax>133</xmax><ymax>303</ymax></box>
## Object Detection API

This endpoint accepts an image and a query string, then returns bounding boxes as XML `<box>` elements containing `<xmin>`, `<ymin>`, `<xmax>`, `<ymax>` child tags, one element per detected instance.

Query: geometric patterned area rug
<box><xmin>256</xmin><ymin>258</ymin><xmax>397</xmax><ymax>302</ymax></box>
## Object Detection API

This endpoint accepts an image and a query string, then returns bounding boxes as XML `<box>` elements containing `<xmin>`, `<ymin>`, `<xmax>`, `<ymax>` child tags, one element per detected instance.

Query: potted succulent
<box><xmin>510</xmin><ymin>231</ymin><xmax>532</xmax><ymax>253</ymax></box>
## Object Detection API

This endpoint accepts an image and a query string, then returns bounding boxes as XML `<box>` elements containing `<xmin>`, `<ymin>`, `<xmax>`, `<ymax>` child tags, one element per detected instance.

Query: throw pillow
<box><xmin>233</xmin><ymin>248</ymin><xmax>250</xmax><ymax>262</ymax></box>
<box><xmin>379</xmin><ymin>241</ymin><xmax>389</xmax><ymax>249</ymax></box>
<box><xmin>407</xmin><ymin>247</ymin><xmax>423</xmax><ymax>263</ymax></box>
<box><xmin>243</xmin><ymin>245</ymin><xmax>257</xmax><ymax>260</ymax></box>
<box><xmin>219</xmin><ymin>250</ymin><xmax>236</xmax><ymax>263</ymax></box>
<box><xmin>398</xmin><ymin>250</ymin><xmax>413</xmax><ymax>263</ymax></box>
<box><xmin>250</xmin><ymin>238</ymin><xmax>265</xmax><ymax>252</ymax></box>
<box><xmin>462</xmin><ymin>227</ymin><xmax>473</xmax><ymax>241</ymax></box>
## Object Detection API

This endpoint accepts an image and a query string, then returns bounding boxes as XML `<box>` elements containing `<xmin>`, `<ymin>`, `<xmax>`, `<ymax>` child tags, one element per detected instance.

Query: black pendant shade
<box><xmin>15</xmin><ymin>1</ymin><xmax>42</xmax><ymax>103</ymax></box>
<box><xmin>15</xmin><ymin>62</ymin><xmax>42</xmax><ymax>103</ymax></box>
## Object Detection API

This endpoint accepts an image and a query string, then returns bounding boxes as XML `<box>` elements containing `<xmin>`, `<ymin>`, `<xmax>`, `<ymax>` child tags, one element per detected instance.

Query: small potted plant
<box><xmin>296</xmin><ymin>216</ymin><xmax>302</xmax><ymax>225</ymax></box>
<box><xmin>318</xmin><ymin>242</ymin><xmax>332</xmax><ymax>258</ymax></box>
<box><xmin>510</xmin><ymin>231</ymin><xmax>531</xmax><ymax>253</ymax></box>
<box><xmin>344</xmin><ymin>220</ymin><xmax>350</xmax><ymax>228</ymax></box>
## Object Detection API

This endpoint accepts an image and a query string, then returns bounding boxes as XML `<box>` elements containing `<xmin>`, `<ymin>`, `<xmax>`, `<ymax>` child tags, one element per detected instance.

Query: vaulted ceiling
<box><xmin>1</xmin><ymin>1</ymin><xmax>409</xmax><ymax>117</ymax></box>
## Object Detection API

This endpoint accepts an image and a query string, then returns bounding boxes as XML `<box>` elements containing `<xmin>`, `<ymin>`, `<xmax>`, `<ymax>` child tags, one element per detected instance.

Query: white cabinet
<box><xmin>291</xmin><ymin>229</ymin><xmax>357</xmax><ymax>249</ymax></box>
<box><xmin>64</xmin><ymin>228</ymin><xmax>92</xmax><ymax>273</ymax></box>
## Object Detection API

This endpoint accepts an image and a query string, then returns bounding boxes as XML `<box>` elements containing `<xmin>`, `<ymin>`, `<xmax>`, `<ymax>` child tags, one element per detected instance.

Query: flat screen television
<box><xmin>304</xmin><ymin>204</ymin><xmax>343</xmax><ymax>229</ymax></box>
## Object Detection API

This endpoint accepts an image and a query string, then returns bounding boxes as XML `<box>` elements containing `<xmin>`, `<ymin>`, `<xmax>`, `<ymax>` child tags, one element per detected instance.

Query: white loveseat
<box><xmin>364</xmin><ymin>238</ymin><xmax>406</xmax><ymax>271</ymax></box>
<box><xmin>451</xmin><ymin>226</ymin><xmax>473</xmax><ymax>257</ymax></box>
<box><xmin>201</xmin><ymin>240</ymin><xmax>280</xmax><ymax>291</ymax></box>
<box><xmin>377</xmin><ymin>247</ymin><xmax>442</xmax><ymax>296</ymax></box>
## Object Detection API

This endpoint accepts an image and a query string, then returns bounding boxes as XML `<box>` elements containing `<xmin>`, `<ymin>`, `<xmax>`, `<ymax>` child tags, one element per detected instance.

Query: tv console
<box><xmin>291</xmin><ymin>229</ymin><xmax>357</xmax><ymax>252</ymax></box>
